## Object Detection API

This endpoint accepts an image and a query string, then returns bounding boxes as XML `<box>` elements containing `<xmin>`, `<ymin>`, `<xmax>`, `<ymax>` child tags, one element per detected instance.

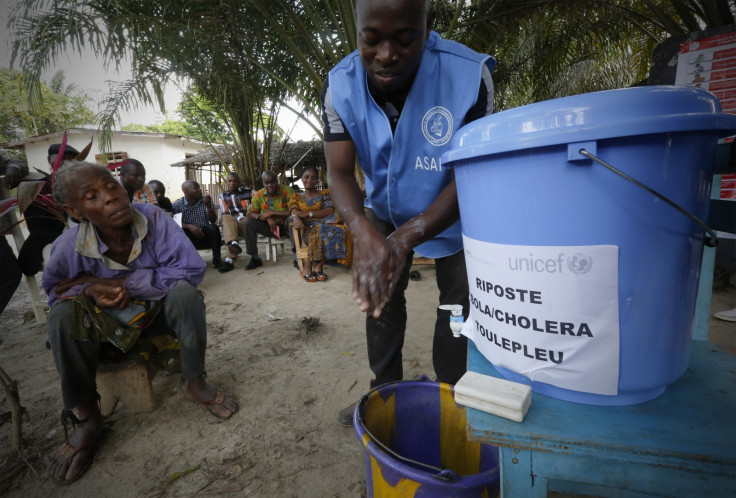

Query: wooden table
<box><xmin>465</xmin><ymin>340</ymin><xmax>736</xmax><ymax>497</ymax></box>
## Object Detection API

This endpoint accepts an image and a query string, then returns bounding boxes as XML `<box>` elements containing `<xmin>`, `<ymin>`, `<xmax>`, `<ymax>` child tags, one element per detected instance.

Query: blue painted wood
<box><xmin>466</xmin><ymin>341</ymin><xmax>736</xmax><ymax>497</ymax></box>
<box><xmin>693</xmin><ymin>246</ymin><xmax>716</xmax><ymax>341</ymax></box>
<box><xmin>499</xmin><ymin>448</ymin><xmax>547</xmax><ymax>497</ymax></box>
<box><xmin>692</xmin><ymin>174</ymin><xmax>722</xmax><ymax>341</ymax></box>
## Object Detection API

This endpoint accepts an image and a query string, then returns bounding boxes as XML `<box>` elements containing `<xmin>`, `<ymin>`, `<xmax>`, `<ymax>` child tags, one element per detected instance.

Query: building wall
<box><xmin>20</xmin><ymin>130</ymin><xmax>204</xmax><ymax>200</ymax></box>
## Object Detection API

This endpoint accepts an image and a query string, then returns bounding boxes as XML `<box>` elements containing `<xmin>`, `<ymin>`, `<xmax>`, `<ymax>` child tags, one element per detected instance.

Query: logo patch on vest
<box><xmin>421</xmin><ymin>107</ymin><xmax>453</xmax><ymax>146</ymax></box>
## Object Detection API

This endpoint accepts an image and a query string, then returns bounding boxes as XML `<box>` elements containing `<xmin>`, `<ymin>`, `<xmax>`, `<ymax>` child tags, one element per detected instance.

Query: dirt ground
<box><xmin>1</xmin><ymin>243</ymin><xmax>734</xmax><ymax>497</ymax></box>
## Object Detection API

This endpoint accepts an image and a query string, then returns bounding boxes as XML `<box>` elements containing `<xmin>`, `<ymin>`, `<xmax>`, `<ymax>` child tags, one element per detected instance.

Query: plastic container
<box><xmin>354</xmin><ymin>378</ymin><xmax>499</xmax><ymax>497</ymax></box>
<box><xmin>443</xmin><ymin>86</ymin><xmax>736</xmax><ymax>405</ymax></box>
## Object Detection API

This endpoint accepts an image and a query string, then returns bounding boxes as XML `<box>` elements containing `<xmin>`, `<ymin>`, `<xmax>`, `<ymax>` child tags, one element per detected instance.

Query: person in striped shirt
<box><xmin>217</xmin><ymin>172</ymin><xmax>252</xmax><ymax>273</ymax></box>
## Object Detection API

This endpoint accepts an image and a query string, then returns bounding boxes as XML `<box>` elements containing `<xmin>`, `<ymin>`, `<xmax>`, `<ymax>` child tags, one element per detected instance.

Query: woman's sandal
<box><xmin>315</xmin><ymin>271</ymin><xmax>328</xmax><ymax>281</ymax></box>
<box><xmin>51</xmin><ymin>437</ymin><xmax>100</xmax><ymax>484</ymax></box>
<box><xmin>303</xmin><ymin>272</ymin><xmax>317</xmax><ymax>282</ymax></box>
<box><xmin>51</xmin><ymin>411</ymin><xmax>106</xmax><ymax>485</ymax></box>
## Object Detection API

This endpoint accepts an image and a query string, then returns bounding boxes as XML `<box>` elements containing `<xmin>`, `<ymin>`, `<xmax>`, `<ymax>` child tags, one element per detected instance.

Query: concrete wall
<box><xmin>20</xmin><ymin>130</ymin><xmax>204</xmax><ymax>199</ymax></box>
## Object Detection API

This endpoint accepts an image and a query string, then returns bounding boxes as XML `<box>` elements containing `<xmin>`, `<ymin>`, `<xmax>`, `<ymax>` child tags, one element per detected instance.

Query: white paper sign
<box><xmin>462</xmin><ymin>236</ymin><xmax>620</xmax><ymax>395</ymax></box>
<box><xmin>173</xmin><ymin>212</ymin><xmax>183</xmax><ymax>227</ymax></box>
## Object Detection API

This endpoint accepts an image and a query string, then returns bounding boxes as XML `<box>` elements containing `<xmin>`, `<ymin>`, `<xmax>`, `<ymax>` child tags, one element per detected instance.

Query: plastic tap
<box><xmin>439</xmin><ymin>304</ymin><xmax>464</xmax><ymax>338</ymax></box>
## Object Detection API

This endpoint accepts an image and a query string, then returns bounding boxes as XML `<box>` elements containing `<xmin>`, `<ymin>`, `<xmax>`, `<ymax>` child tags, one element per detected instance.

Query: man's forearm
<box><xmin>327</xmin><ymin>169</ymin><xmax>369</xmax><ymax>230</ymax></box>
<box><xmin>391</xmin><ymin>180</ymin><xmax>460</xmax><ymax>250</ymax></box>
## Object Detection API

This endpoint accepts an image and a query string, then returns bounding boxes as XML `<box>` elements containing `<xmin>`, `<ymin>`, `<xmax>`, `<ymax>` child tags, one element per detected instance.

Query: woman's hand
<box><xmin>85</xmin><ymin>282</ymin><xmax>131</xmax><ymax>309</ymax></box>
<box><xmin>291</xmin><ymin>214</ymin><xmax>305</xmax><ymax>230</ymax></box>
<box><xmin>55</xmin><ymin>274</ymin><xmax>125</xmax><ymax>295</ymax></box>
<box><xmin>56</xmin><ymin>274</ymin><xmax>129</xmax><ymax>308</ymax></box>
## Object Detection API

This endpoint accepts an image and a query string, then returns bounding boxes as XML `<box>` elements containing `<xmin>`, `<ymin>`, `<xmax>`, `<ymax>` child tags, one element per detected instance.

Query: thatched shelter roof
<box><xmin>170</xmin><ymin>140</ymin><xmax>324</xmax><ymax>171</ymax></box>
<box><xmin>170</xmin><ymin>145</ymin><xmax>239</xmax><ymax>168</ymax></box>
<box><xmin>270</xmin><ymin>140</ymin><xmax>325</xmax><ymax>169</ymax></box>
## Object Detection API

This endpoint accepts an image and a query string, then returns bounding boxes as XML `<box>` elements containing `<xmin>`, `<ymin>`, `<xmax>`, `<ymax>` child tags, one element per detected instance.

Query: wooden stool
<box><xmin>96</xmin><ymin>362</ymin><xmax>157</xmax><ymax>416</ymax></box>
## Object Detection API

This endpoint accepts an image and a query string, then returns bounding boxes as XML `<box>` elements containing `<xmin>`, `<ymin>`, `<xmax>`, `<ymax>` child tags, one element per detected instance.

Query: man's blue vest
<box><xmin>329</xmin><ymin>31</ymin><xmax>494</xmax><ymax>258</ymax></box>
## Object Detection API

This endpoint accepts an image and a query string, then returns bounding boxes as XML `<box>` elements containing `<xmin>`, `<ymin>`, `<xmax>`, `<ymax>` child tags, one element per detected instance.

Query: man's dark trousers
<box><xmin>183</xmin><ymin>223</ymin><xmax>222</xmax><ymax>266</ymax></box>
<box><xmin>364</xmin><ymin>209</ymin><xmax>469</xmax><ymax>387</ymax></box>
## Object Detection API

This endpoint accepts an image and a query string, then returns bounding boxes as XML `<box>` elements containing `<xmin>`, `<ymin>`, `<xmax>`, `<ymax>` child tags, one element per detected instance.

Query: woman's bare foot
<box><xmin>49</xmin><ymin>408</ymin><xmax>105</xmax><ymax>483</ymax></box>
<box><xmin>182</xmin><ymin>376</ymin><xmax>238</xmax><ymax>420</ymax></box>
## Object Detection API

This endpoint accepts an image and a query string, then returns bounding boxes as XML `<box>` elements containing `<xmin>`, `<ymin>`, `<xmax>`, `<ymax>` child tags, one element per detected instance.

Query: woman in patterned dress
<box><xmin>288</xmin><ymin>166</ymin><xmax>352</xmax><ymax>282</ymax></box>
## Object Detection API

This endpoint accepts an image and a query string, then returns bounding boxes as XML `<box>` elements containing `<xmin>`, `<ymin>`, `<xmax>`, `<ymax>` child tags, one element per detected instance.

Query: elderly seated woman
<box><xmin>42</xmin><ymin>161</ymin><xmax>238</xmax><ymax>484</ymax></box>
<box><xmin>288</xmin><ymin>166</ymin><xmax>352</xmax><ymax>282</ymax></box>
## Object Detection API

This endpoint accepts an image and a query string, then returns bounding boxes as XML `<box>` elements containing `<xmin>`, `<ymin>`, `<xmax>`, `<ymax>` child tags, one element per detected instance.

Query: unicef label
<box><xmin>421</xmin><ymin>106</ymin><xmax>453</xmax><ymax>146</ymax></box>
<box><xmin>462</xmin><ymin>237</ymin><xmax>620</xmax><ymax>396</ymax></box>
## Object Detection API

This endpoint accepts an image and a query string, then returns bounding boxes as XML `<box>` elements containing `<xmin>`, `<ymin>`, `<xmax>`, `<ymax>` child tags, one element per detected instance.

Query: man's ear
<box><xmin>63</xmin><ymin>204</ymin><xmax>83</xmax><ymax>221</ymax></box>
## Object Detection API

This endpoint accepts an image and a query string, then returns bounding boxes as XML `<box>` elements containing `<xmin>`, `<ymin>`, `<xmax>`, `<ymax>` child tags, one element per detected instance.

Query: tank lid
<box><xmin>443</xmin><ymin>86</ymin><xmax>736</xmax><ymax>164</ymax></box>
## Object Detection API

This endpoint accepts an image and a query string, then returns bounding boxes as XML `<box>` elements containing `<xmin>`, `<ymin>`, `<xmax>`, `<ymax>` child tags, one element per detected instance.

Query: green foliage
<box><xmin>177</xmin><ymin>91</ymin><xmax>235</xmax><ymax>144</ymax></box>
<box><xmin>0</xmin><ymin>67</ymin><xmax>94</xmax><ymax>144</ymax></box>
<box><xmin>8</xmin><ymin>0</ymin><xmax>734</xmax><ymax>181</ymax></box>
<box><xmin>121</xmin><ymin>120</ymin><xmax>200</xmax><ymax>138</ymax></box>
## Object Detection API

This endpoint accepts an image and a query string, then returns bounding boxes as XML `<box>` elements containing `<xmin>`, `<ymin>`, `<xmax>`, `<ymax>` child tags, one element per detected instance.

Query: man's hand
<box><xmin>3</xmin><ymin>165</ymin><xmax>22</xmax><ymax>189</ymax></box>
<box><xmin>266</xmin><ymin>216</ymin><xmax>278</xmax><ymax>230</ymax></box>
<box><xmin>203</xmin><ymin>194</ymin><xmax>212</xmax><ymax>206</ymax></box>
<box><xmin>350</xmin><ymin>220</ymin><xmax>411</xmax><ymax>318</ymax></box>
<box><xmin>184</xmin><ymin>223</ymin><xmax>204</xmax><ymax>238</ymax></box>
<box><xmin>85</xmin><ymin>282</ymin><xmax>131</xmax><ymax>309</ymax></box>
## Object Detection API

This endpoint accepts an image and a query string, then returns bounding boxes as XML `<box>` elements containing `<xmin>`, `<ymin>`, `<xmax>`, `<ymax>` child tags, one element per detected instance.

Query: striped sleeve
<box><xmin>321</xmin><ymin>75</ymin><xmax>353</xmax><ymax>143</ymax></box>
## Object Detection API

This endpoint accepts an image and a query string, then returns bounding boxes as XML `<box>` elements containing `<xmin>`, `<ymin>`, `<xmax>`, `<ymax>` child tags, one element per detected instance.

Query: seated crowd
<box><xmin>116</xmin><ymin>161</ymin><xmax>352</xmax><ymax>280</ymax></box>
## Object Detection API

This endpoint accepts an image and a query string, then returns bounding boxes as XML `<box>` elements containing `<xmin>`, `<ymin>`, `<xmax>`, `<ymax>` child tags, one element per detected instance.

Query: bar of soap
<box><xmin>454</xmin><ymin>371</ymin><xmax>532</xmax><ymax>423</ymax></box>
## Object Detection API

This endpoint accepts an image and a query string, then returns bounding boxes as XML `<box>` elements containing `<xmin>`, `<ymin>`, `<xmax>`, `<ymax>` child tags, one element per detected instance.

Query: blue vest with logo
<box><xmin>329</xmin><ymin>31</ymin><xmax>494</xmax><ymax>258</ymax></box>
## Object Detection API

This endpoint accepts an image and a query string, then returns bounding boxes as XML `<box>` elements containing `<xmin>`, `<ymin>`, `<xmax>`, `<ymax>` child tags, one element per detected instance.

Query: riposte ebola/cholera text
<box><xmin>461</xmin><ymin>237</ymin><xmax>620</xmax><ymax>396</ymax></box>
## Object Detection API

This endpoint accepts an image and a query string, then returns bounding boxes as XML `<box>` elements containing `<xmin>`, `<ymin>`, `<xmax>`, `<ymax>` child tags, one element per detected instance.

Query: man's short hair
<box><xmin>356</xmin><ymin>0</ymin><xmax>432</xmax><ymax>14</ymax></box>
<box><xmin>182</xmin><ymin>180</ymin><xmax>198</xmax><ymax>191</ymax></box>
<box><xmin>120</xmin><ymin>159</ymin><xmax>144</xmax><ymax>175</ymax></box>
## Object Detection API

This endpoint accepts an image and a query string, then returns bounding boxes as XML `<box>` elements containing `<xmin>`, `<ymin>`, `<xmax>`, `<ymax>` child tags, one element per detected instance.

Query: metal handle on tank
<box><xmin>578</xmin><ymin>149</ymin><xmax>718</xmax><ymax>247</ymax></box>
<box><xmin>356</xmin><ymin>376</ymin><xmax>460</xmax><ymax>482</ymax></box>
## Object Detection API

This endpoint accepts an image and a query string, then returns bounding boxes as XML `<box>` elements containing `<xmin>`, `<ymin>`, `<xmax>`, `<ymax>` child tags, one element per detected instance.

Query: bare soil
<box><xmin>1</xmin><ymin>244</ymin><xmax>734</xmax><ymax>497</ymax></box>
